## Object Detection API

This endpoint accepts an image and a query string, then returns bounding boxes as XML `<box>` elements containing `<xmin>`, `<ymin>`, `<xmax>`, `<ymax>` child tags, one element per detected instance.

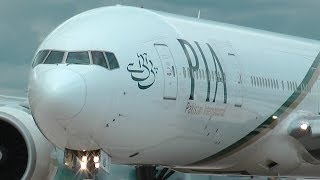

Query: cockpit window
<box><xmin>44</xmin><ymin>51</ymin><xmax>65</xmax><ymax>64</ymax></box>
<box><xmin>32</xmin><ymin>50</ymin><xmax>50</xmax><ymax>68</ymax></box>
<box><xmin>105</xmin><ymin>52</ymin><xmax>119</xmax><ymax>69</ymax></box>
<box><xmin>66</xmin><ymin>52</ymin><xmax>90</xmax><ymax>65</ymax></box>
<box><xmin>34</xmin><ymin>49</ymin><xmax>119</xmax><ymax>70</ymax></box>
<box><xmin>91</xmin><ymin>51</ymin><xmax>108</xmax><ymax>69</ymax></box>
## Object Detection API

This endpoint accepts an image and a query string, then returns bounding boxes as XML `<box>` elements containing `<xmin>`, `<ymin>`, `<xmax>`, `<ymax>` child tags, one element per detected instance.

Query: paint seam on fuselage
<box><xmin>190</xmin><ymin>51</ymin><xmax>320</xmax><ymax>166</ymax></box>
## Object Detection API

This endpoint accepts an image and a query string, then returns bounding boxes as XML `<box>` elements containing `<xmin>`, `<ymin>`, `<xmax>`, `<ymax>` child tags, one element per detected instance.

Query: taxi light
<box><xmin>94</xmin><ymin>156</ymin><xmax>99</xmax><ymax>163</ymax></box>
<box><xmin>301</xmin><ymin>123</ymin><xmax>309</xmax><ymax>130</ymax></box>
<box><xmin>272</xmin><ymin>115</ymin><xmax>278</xmax><ymax>120</ymax></box>
<box><xmin>95</xmin><ymin>163</ymin><xmax>100</xmax><ymax>169</ymax></box>
<box><xmin>80</xmin><ymin>161</ymin><xmax>87</xmax><ymax>170</ymax></box>
<box><xmin>82</xmin><ymin>156</ymin><xmax>87</xmax><ymax>162</ymax></box>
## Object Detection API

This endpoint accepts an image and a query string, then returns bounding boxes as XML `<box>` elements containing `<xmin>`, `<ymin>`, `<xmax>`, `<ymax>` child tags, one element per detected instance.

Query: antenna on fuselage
<box><xmin>197</xmin><ymin>10</ymin><xmax>201</xmax><ymax>19</ymax></box>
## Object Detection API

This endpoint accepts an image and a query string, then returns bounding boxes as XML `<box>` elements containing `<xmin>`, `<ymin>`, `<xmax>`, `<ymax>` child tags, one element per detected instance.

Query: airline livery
<box><xmin>2</xmin><ymin>5</ymin><xmax>320</xmax><ymax>179</ymax></box>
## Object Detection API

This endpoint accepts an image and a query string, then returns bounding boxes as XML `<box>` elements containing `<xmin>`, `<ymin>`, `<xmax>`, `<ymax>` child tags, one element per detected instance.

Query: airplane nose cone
<box><xmin>30</xmin><ymin>68</ymin><xmax>86</xmax><ymax>121</ymax></box>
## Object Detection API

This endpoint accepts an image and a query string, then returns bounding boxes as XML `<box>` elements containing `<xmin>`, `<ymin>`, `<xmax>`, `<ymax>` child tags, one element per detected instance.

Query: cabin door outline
<box><xmin>154</xmin><ymin>43</ymin><xmax>178</xmax><ymax>100</ymax></box>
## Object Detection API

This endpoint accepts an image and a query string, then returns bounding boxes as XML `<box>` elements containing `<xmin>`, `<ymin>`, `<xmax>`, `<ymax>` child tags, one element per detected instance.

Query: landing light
<box><xmin>95</xmin><ymin>163</ymin><xmax>100</xmax><ymax>169</ymax></box>
<box><xmin>272</xmin><ymin>115</ymin><xmax>278</xmax><ymax>120</ymax></box>
<box><xmin>82</xmin><ymin>156</ymin><xmax>87</xmax><ymax>162</ymax></box>
<box><xmin>301</xmin><ymin>123</ymin><xmax>309</xmax><ymax>130</ymax></box>
<box><xmin>94</xmin><ymin>156</ymin><xmax>99</xmax><ymax>163</ymax></box>
<box><xmin>80</xmin><ymin>161</ymin><xmax>87</xmax><ymax>170</ymax></box>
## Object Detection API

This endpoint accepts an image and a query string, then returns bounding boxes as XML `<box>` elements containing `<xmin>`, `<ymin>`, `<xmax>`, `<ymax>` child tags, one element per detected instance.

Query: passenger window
<box><xmin>292</xmin><ymin>82</ymin><xmax>295</xmax><ymax>91</ymax></box>
<box><xmin>32</xmin><ymin>50</ymin><xmax>49</xmax><ymax>68</ymax></box>
<box><xmin>66</xmin><ymin>51</ymin><xmax>90</xmax><ymax>65</ymax></box>
<box><xmin>265</xmin><ymin>78</ymin><xmax>268</xmax><ymax>88</ymax></box>
<box><xmin>259</xmin><ymin>77</ymin><xmax>262</xmax><ymax>87</ymax></box>
<box><xmin>44</xmin><ymin>51</ymin><xmax>65</xmax><ymax>64</ymax></box>
<box><xmin>288</xmin><ymin>82</ymin><xmax>291</xmax><ymax>91</ymax></box>
<box><xmin>91</xmin><ymin>51</ymin><xmax>108</xmax><ymax>68</ymax></box>
<box><xmin>105</xmin><ymin>52</ymin><xmax>119</xmax><ymax>69</ymax></box>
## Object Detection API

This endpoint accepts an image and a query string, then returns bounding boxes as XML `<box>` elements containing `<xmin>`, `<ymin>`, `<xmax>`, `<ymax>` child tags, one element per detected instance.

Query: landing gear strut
<box><xmin>136</xmin><ymin>166</ymin><xmax>175</xmax><ymax>180</ymax></box>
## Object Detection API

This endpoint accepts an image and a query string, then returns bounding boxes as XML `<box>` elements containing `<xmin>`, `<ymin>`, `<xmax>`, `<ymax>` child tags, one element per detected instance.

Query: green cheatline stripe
<box><xmin>190</xmin><ymin>51</ymin><xmax>320</xmax><ymax>166</ymax></box>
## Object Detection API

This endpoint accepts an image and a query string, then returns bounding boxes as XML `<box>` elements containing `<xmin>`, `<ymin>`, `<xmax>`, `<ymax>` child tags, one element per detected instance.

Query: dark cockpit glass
<box><xmin>33</xmin><ymin>49</ymin><xmax>120</xmax><ymax>70</ymax></box>
<box><xmin>32</xmin><ymin>50</ymin><xmax>50</xmax><ymax>68</ymax></box>
<box><xmin>44</xmin><ymin>51</ymin><xmax>65</xmax><ymax>64</ymax></box>
<box><xmin>91</xmin><ymin>51</ymin><xmax>108</xmax><ymax>69</ymax></box>
<box><xmin>66</xmin><ymin>52</ymin><xmax>90</xmax><ymax>65</ymax></box>
<box><xmin>105</xmin><ymin>52</ymin><xmax>119</xmax><ymax>69</ymax></box>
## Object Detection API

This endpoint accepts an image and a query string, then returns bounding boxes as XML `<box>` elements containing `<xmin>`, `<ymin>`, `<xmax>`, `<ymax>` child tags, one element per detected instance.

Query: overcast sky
<box><xmin>1</xmin><ymin>0</ymin><xmax>320</xmax><ymax>96</ymax></box>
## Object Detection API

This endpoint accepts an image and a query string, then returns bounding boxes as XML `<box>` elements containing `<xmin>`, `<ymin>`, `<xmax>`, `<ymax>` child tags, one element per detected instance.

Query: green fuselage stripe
<box><xmin>190</xmin><ymin>51</ymin><xmax>320</xmax><ymax>166</ymax></box>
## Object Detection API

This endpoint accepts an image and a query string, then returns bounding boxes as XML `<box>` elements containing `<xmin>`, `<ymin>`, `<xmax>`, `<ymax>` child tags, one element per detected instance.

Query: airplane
<box><xmin>4</xmin><ymin>4</ymin><xmax>320</xmax><ymax>180</ymax></box>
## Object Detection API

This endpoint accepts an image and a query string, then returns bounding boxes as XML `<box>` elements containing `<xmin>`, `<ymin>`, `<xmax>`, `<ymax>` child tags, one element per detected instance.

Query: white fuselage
<box><xmin>28</xmin><ymin>5</ymin><xmax>320</xmax><ymax>177</ymax></box>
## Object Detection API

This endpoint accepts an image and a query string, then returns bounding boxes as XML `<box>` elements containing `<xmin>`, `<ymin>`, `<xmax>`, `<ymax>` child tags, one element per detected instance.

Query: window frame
<box><xmin>64</xmin><ymin>51</ymin><xmax>91</xmax><ymax>65</ymax></box>
<box><xmin>44</xmin><ymin>50</ymin><xmax>67</xmax><ymax>65</ymax></box>
<box><xmin>32</xmin><ymin>50</ymin><xmax>51</xmax><ymax>68</ymax></box>
<box><xmin>89</xmin><ymin>51</ymin><xmax>110</xmax><ymax>69</ymax></box>
<box><xmin>104</xmin><ymin>51</ymin><xmax>120</xmax><ymax>70</ymax></box>
<box><xmin>34</xmin><ymin>49</ymin><xmax>120</xmax><ymax>70</ymax></box>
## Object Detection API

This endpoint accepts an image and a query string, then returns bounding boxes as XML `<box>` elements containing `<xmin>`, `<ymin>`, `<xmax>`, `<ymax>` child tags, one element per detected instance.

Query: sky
<box><xmin>1</xmin><ymin>0</ymin><xmax>320</xmax><ymax>96</ymax></box>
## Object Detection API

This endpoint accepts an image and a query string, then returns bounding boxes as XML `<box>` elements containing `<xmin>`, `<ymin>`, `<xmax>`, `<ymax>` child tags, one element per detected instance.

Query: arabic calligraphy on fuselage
<box><xmin>127</xmin><ymin>53</ymin><xmax>158</xmax><ymax>90</ymax></box>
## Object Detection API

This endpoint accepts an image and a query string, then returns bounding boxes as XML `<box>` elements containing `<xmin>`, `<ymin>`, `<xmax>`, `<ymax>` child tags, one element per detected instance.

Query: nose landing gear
<box><xmin>64</xmin><ymin>148</ymin><xmax>111</xmax><ymax>179</ymax></box>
